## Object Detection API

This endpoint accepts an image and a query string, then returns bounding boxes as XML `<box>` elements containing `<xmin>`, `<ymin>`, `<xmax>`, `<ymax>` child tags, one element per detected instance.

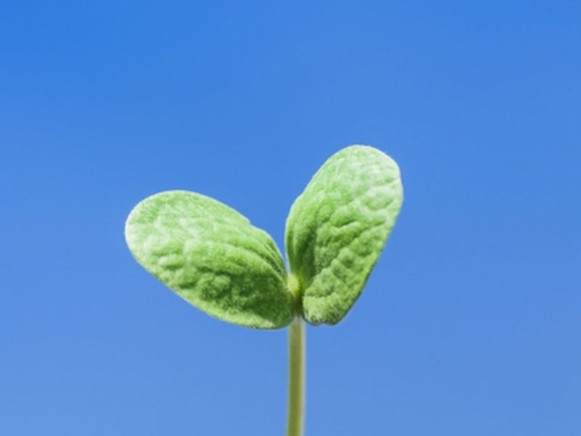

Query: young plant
<box><xmin>125</xmin><ymin>145</ymin><xmax>403</xmax><ymax>436</ymax></box>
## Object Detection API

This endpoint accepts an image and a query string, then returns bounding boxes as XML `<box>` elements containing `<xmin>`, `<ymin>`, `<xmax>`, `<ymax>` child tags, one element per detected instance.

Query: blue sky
<box><xmin>1</xmin><ymin>1</ymin><xmax>580</xmax><ymax>435</ymax></box>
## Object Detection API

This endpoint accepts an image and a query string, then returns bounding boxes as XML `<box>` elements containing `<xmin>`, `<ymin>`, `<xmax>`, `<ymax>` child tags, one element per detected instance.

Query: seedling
<box><xmin>125</xmin><ymin>145</ymin><xmax>403</xmax><ymax>435</ymax></box>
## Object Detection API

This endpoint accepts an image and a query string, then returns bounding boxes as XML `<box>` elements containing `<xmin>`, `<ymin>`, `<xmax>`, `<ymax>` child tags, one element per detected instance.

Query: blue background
<box><xmin>1</xmin><ymin>1</ymin><xmax>580</xmax><ymax>435</ymax></box>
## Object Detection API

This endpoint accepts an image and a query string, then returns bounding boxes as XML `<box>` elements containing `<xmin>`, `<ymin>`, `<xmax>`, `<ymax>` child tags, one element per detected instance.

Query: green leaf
<box><xmin>125</xmin><ymin>191</ymin><xmax>295</xmax><ymax>329</ymax></box>
<box><xmin>285</xmin><ymin>145</ymin><xmax>403</xmax><ymax>325</ymax></box>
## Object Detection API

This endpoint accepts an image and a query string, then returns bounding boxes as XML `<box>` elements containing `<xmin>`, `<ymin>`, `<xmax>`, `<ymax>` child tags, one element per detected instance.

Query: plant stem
<box><xmin>286</xmin><ymin>317</ymin><xmax>305</xmax><ymax>436</ymax></box>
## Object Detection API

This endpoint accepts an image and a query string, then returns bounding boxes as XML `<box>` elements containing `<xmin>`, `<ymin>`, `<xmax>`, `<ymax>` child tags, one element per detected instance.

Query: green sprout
<box><xmin>125</xmin><ymin>145</ymin><xmax>403</xmax><ymax>436</ymax></box>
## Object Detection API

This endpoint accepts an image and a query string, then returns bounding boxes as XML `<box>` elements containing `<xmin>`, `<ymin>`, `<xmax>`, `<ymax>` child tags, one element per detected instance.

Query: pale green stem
<box><xmin>286</xmin><ymin>317</ymin><xmax>305</xmax><ymax>436</ymax></box>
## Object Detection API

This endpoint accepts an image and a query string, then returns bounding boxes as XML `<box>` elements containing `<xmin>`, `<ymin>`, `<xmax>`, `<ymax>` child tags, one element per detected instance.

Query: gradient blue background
<box><xmin>1</xmin><ymin>1</ymin><xmax>580</xmax><ymax>435</ymax></box>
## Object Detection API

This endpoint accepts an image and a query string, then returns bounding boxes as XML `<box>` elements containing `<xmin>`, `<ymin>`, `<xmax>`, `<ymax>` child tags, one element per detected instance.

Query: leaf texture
<box><xmin>285</xmin><ymin>145</ymin><xmax>403</xmax><ymax>325</ymax></box>
<box><xmin>125</xmin><ymin>191</ymin><xmax>295</xmax><ymax>329</ymax></box>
